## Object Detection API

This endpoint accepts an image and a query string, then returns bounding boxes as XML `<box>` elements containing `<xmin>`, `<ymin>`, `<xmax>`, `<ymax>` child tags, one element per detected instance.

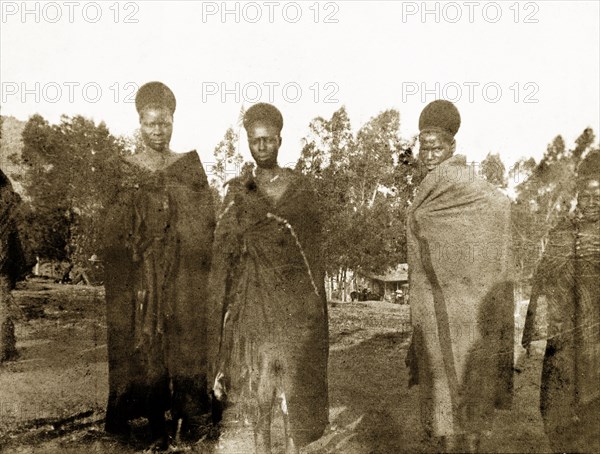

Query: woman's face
<box><xmin>418</xmin><ymin>131</ymin><xmax>455</xmax><ymax>172</ymax></box>
<box><xmin>247</xmin><ymin>121</ymin><xmax>281</xmax><ymax>169</ymax></box>
<box><xmin>139</xmin><ymin>106</ymin><xmax>173</xmax><ymax>153</ymax></box>
<box><xmin>578</xmin><ymin>178</ymin><xmax>600</xmax><ymax>222</ymax></box>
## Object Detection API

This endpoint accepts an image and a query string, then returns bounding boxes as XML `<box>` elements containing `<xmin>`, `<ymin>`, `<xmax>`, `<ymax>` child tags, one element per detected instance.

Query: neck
<box><xmin>255</xmin><ymin>165</ymin><xmax>280</xmax><ymax>178</ymax></box>
<box><xmin>143</xmin><ymin>143</ymin><xmax>171</xmax><ymax>155</ymax></box>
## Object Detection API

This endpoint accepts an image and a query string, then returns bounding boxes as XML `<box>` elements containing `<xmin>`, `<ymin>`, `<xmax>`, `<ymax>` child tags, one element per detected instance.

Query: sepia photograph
<box><xmin>1</xmin><ymin>1</ymin><xmax>599</xmax><ymax>452</ymax></box>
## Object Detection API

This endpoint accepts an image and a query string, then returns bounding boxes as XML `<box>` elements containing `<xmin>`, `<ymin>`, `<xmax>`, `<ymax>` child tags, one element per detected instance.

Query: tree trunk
<box><xmin>369</xmin><ymin>182</ymin><xmax>379</xmax><ymax>208</ymax></box>
<box><xmin>329</xmin><ymin>274</ymin><xmax>334</xmax><ymax>301</ymax></box>
<box><xmin>342</xmin><ymin>268</ymin><xmax>347</xmax><ymax>302</ymax></box>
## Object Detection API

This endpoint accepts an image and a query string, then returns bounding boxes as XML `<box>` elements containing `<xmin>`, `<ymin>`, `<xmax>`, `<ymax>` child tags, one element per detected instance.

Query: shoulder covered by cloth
<box><xmin>414</xmin><ymin>154</ymin><xmax>510</xmax><ymax>208</ymax></box>
<box><xmin>410</xmin><ymin>153</ymin><xmax>513</xmax><ymax>277</ymax></box>
<box><xmin>172</xmin><ymin>150</ymin><xmax>210</xmax><ymax>185</ymax></box>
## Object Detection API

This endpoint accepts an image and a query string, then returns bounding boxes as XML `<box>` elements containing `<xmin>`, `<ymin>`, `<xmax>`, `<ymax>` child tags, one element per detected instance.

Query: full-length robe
<box><xmin>522</xmin><ymin>216</ymin><xmax>600</xmax><ymax>452</ymax></box>
<box><xmin>1</xmin><ymin>170</ymin><xmax>26</xmax><ymax>362</ymax></box>
<box><xmin>208</xmin><ymin>168</ymin><xmax>329</xmax><ymax>446</ymax></box>
<box><xmin>102</xmin><ymin>151</ymin><xmax>215</xmax><ymax>431</ymax></box>
<box><xmin>407</xmin><ymin>155</ymin><xmax>514</xmax><ymax>437</ymax></box>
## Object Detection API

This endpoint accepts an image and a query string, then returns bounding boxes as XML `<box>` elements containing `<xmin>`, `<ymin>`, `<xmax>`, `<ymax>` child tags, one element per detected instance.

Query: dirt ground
<box><xmin>0</xmin><ymin>278</ymin><xmax>551</xmax><ymax>453</ymax></box>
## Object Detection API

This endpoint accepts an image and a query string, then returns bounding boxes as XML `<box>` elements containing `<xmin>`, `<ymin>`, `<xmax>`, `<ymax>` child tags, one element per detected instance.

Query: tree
<box><xmin>0</xmin><ymin>116</ymin><xmax>27</xmax><ymax>194</ymax></box>
<box><xmin>208</xmin><ymin>127</ymin><xmax>243</xmax><ymax>205</ymax></box>
<box><xmin>344</xmin><ymin>109</ymin><xmax>409</xmax><ymax>272</ymax></box>
<box><xmin>297</xmin><ymin>107</ymin><xmax>420</xmax><ymax>300</ymax></box>
<box><xmin>19</xmin><ymin>115</ymin><xmax>69</xmax><ymax>261</ymax></box>
<box><xmin>512</xmin><ymin>129</ymin><xmax>598</xmax><ymax>281</ymax></box>
<box><xmin>117</xmin><ymin>128</ymin><xmax>144</xmax><ymax>155</ymax></box>
<box><xmin>480</xmin><ymin>152</ymin><xmax>507</xmax><ymax>188</ymax></box>
<box><xmin>19</xmin><ymin>114</ymin><xmax>127</xmax><ymax>276</ymax></box>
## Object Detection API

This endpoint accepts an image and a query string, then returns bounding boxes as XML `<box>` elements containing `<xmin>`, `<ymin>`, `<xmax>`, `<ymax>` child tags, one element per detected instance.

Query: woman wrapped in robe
<box><xmin>208</xmin><ymin>103</ymin><xmax>329</xmax><ymax>454</ymax></box>
<box><xmin>523</xmin><ymin>150</ymin><xmax>600</xmax><ymax>453</ymax></box>
<box><xmin>102</xmin><ymin>82</ymin><xmax>215</xmax><ymax>448</ymax></box>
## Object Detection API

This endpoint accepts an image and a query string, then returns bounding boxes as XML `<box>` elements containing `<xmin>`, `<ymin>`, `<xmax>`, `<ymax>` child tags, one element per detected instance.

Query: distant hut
<box><xmin>356</xmin><ymin>264</ymin><xmax>409</xmax><ymax>303</ymax></box>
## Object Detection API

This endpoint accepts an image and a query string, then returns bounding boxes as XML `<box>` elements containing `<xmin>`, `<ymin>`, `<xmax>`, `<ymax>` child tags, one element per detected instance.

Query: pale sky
<box><xmin>1</xmin><ymin>0</ymin><xmax>599</xmax><ymax>176</ymax></box>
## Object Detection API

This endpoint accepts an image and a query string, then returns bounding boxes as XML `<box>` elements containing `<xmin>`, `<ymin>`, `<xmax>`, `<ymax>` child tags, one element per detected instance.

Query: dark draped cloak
<box><xmin>207</xmin><ymin>169</ymin><xmax>329</xmax><ymax>447</ymax></box>
<box><xmin>1</xmin><ymin>170</ymin><xmax>26</xmax><ymax>362</ymax></box>
<box><xmin>523</xmin><ymin>217</ymin><xmax>600</xmax><ymax>453</ymax></box>
<box><xmin>0</xmin><ymin>170</ymin><xmax>26</xmax><ymax>289</ymax></box>
<box><xmin>101</xmin><ymin>151</ymin><xmax>215</xmax><ymax>431</ymax></box>
<box><xmin>407</xmin><ymin>155</ymin><xmax>515</xmax><ymax>438</ymax></box>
